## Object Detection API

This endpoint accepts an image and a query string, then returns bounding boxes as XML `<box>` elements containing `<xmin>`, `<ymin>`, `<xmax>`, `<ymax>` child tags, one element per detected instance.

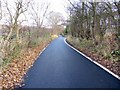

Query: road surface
<box><xmin>20</xmin><ymin>36</ymin><xmax>120</xmax><ymax>88</ymax></box>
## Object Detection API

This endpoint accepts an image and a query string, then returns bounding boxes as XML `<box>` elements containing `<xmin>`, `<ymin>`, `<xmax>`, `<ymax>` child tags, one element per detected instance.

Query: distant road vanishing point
<box><xmin>20</xmin><ymin>36</ymin><xmax>120</xmax><ymax>88</ymax></box>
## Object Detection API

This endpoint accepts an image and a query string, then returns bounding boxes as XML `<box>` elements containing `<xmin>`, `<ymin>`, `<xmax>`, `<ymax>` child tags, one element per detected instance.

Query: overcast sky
<box><xmin>0</xmin><ymin>0</ymin><xmax>76</xmax><ymax>26</ymax></box>
<box><xmin>47</xmin><ymin>0</ymin><xmax>69</xmax><ymax>19</ymax></box>
<box><xmin>38</xmin><ymin>0</ymin><xmax>79</xmax><ymax>20</ymax></box>
<box><xmin>1</xmin><ymin>0</ymin><xmax>118</xmax><ymax>26</ymax></box>
<box><xmin>32</xmin><ymin>0</ymin><xmax>75</xmax><ymax>26</ymax></box>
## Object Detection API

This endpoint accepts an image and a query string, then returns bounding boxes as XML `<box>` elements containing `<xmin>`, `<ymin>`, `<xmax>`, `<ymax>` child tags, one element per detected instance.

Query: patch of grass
<box><xmin>29</xmin><ymin>34</ymin><xmax>51</xmax><ymax>47</ymax></box>
<box><xmin>66</xmin><ymin>35</ymin><xmax>119</xmax><ymax>62</ymax></box>
<box><xmin>29</xmin><ymin>37</ymin><xmax>42</xmax><ymax>47</ymax></box>
<box><xmin>1</xmin><ymin>27</ymin><xmax>53</xmax><ymax>69</ymax></box>
<box><xmin>111</xmin><ymin>49</ymin><xmax>120</xmax><ymax>61</ymax></box>
<box><xmin>2</xmin><ymin>44</ymin><xmax>21</xmax><ymax>68</ymax></box>
<box><xmin>0</xmin><ymin>36</ymin><xmax>2</xmax><ymax>40</ymax></box>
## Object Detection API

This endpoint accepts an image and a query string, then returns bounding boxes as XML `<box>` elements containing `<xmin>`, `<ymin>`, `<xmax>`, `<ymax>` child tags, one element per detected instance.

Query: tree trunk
<box><xmin>92</xmin><ymin>3</ymin><xmax>97</xmax><ymax>45</ymax></box>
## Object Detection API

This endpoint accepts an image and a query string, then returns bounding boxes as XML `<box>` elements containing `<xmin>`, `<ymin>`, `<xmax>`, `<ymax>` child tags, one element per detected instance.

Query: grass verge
<box><xmin>1</xmin><ymin>37</ymin><xmax>52</xmax><ymax>89</ymax></box>
<box><xmin>66</xmin><ymin>35</ymin><xmax>120</xmax><ymax>77</ymax></box>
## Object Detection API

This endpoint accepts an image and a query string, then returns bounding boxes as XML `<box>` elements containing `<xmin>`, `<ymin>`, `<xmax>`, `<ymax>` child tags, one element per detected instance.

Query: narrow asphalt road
<box><xmin>20</xmin><ymin>36</ymin><xmax>120</xmax><ymax>88</ymax></box>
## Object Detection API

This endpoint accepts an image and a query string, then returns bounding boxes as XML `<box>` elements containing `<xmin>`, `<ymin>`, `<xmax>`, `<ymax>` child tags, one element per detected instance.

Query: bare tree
<box><xmin>0</xmin><ymin>0</ymin><xmax>30</xmax><ymax>61</ymax></box>
<box><xmin>47</xmin><ymin>12</ymin><xmax>64</xmax><ymax>26</ymax></box>
<box><xmin>30</xmin><ymin>1</ymin><xmax>49</xmax><ymax>28</ymax></box>
<box><xmin>3</xmin><ymin>0</ymin><xmax>30</xmax><ymax>43</ymax></box>
<box><xmin>114</xmin><ymin>1</ymin><xmax>120</xmax><ymax>49</ymax></box>
<box><xmin>29</xmin><ymin>0</ymin><xmax>50</xmax><ymax>37</ymax></box>
<box><xmin>47</xmin><ymin>11</ymin><xmax>64</xmax><ymax>34</ymax></box>
<box><xmin>0</xmin><ymin>0</ymin><xmax>2</xmax><ymax>20</ymax></box>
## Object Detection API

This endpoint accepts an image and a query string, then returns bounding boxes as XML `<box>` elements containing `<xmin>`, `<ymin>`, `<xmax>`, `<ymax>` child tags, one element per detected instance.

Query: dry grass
<box><xmin>66</xmin><ymin>35</ymin><xmax>120</xmax><ymax>77</ymax></box>
<box><xmin>1</xmin><ymin>38</ymin><xmax>51</xmax><ymax>89</ymax></box>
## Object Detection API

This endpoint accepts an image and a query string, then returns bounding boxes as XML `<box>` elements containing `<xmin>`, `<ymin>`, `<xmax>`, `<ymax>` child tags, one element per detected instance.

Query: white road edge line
<box><xmin>64</xmin><ymin>38</ymin><xmax>120</xmax><ymax>80</ymax></box>
<box><xmin>34</xmin><ymin>43</ymin><xmax>50</xmax><ymax>61</ymax></box>
<box><xmin>25</xmin><ymin>43</ymin><xmax>50</xmax><ymax>78</ymax></box>
<box><xmin>39</xmin><ymin>43</ymin><xmax>50</xmax><ymax>56</ymax></box>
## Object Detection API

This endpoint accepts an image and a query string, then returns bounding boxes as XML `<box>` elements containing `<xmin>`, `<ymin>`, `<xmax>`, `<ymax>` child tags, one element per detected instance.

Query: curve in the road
<box><xmin>64</xmin><ymin>38</ymin><xmax>120</xmax><ymax>80</ymax></box>
<box><xmin>19</xmin><ymin>36</ymin><xmax>120</xmax><ymax>88</ymax></box>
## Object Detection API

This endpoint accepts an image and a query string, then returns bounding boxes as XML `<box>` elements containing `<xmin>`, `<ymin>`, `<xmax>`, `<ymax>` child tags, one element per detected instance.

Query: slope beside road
<box><xmin>20</xmin><ymin>36</ymin><xmax>120</xmax><ymax>88</ymax></box>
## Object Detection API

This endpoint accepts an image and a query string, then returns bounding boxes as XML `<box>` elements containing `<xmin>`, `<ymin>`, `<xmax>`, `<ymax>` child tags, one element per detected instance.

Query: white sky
<box><xmin>0</xmin><ymin>0</ymin><xmax>74</xmax><ymax>26</ymax></box>
<box><xmin>1</xmin><ymin>0</ymin><xmax>117</xmax><ymax>26</ymax></box>
<box><xmin>47</xmin><ymin>0</ymin><xmax>79</xmax><ymax>19</ymax></box>
<box><xmin>31</xmin><ymin>0</ymin><xmax>118</xmax><ymax>21</ymax></box>
<box><xmin>46</xmin><ymin>0</ymin><xmax>69</xmax><ymax>19</ymax></box>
